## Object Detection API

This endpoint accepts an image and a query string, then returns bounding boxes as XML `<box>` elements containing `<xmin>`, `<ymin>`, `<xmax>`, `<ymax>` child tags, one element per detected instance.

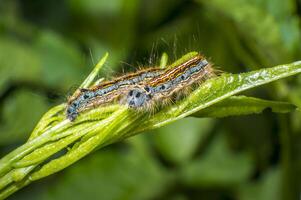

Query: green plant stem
<box><xmin>0</xmin><ymin>53</ymin><xmax>300</xmax><ymax>199</ymax></box>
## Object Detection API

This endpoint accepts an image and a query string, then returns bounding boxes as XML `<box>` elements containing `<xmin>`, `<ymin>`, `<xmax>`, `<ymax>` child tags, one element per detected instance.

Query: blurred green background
<box><xmin>0</xmin><ymin>0</ymin><xmax>301</xmax><ymax>199</ymax></box>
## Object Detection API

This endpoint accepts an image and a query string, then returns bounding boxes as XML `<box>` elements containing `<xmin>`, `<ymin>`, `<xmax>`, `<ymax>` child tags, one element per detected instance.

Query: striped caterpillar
<box><xmin>66</xmin><ymin>67</ymin><xmax>163</xmax><ymax>121</ymax></box>
<box><xmin>124</xmin><ymin>54</ymin><xmax>215</xmax><ymax>109</ymax></box>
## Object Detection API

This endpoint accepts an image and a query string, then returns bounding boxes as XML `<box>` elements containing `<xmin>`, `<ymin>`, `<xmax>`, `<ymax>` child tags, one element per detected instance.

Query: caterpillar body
<box><xmin>125</xmin><ymin>54</ymin><xmax>214</xmax><ymax>109</ymax></box>
<box><xmin>66</xmin><ymin>67</ymin><xmax>163</xmax><ymax>121</ymax></box>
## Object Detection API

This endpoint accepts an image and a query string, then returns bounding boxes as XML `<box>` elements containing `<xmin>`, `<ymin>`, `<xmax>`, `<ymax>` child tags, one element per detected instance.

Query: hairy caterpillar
<box><xmin>124</xmin><ymin>54</ymin><xmax>215</xmax><ymax>109</ymax></box>
<box><xmin>66</xmin><ymin>67</ymin><xmax>163</xmax><ymax>121</ymax></box>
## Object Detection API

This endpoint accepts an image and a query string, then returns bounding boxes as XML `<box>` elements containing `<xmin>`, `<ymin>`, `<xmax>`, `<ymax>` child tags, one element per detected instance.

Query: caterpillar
<box><xmin>66</xmin><ymin>67</ymin><xmax>163</xmax><ymax>121</ymax></box>
<box><xmin>124</xmin><ymin>54</ymin><xmax>215</xmax><ymax>109</ymax></box>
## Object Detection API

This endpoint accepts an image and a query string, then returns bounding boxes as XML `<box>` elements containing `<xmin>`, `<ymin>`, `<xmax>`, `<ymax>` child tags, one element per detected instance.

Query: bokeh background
<box><xmin>1</xmin><ymin>0</ymin><xmax>301</xmax><ymax>199</ymax></box>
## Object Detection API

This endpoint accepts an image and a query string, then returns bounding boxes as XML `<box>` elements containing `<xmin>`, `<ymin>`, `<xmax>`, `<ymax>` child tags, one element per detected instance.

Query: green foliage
<box><xmin>43</xmin><ymin>148</ymin><xmax>169</xmax><ymax>200</ymax></box>
<box><xmin>0</xmin><ymin>53</ymin><xmax>300</xmax><ymax>199</ymax></box>
<box><xmin>0</xmin><ymin>89</ymin><xmax>48</xmax><ymax>144</ymax></box>
<box><xmin>180</xmin><ymin>134</ymin><xmax>254</xmax><ymax>187</ymax></box>
<box><xmin>193</xmin><ymin>95</ymin><xmax>297</xmax><ymax>118</ymax></box>
<box><xmin>152</xmin><ymin>118</ymin><xmax>214</xmax><ymax>164</ymax></box>
<box><xmin>0</xmin><ymin>0</ymin><xmax>301</xmax><ymax>200</ymax></box>
<box><xmin>0</xmin><ymin>37</ymin><xmax>41</xmax><ymax>94</ymax></box>
<box><xmin>238</xmin><ymin>167</ymin><xmax>282</xmax><ymax>200</ymax></box>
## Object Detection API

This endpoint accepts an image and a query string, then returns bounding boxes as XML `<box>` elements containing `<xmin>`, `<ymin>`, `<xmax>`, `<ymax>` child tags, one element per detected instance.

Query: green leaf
<box><xmin>0</xmin><ymin>37</ymin><xmax>41</xmax><ymax>95</ymax></box>
<box><xmin>192</xmin><ymin>95</ymin><xmax>297</xmax><ymax>118</ymax></box>
<box><xmin>68</xmin><ymin>0</ymin><xmax>123</xmax><ymax>16</ymax></box>
<box><xmin>152</xmin><ymin>118</ymin><xmax>214</xmax><ymax>164</ymax></box>
<box><xmin>180</xmin><ymin>134</ymin><xmax>254</xmax><ymax>187</ymax></box>
<box><xmin>258</xmin><ymin>0</ymin><xmax>300</xmax><ymax>54</ymax></box>
<box><xmin>0</xmin><ymin>89</ymin><xmax>49</xmax><ymax>145</ymax></box>
<box><xmin>198</xmin><ymin>0</ymin><xmax>301</xmax><ymax>64</ymax></box>
<box><xmin>238</xmin><ymin>167</ymin><xmax>281</xmax><ymax>200</ymax></box>
<box><xmin>42</xmin><ymin>148</ymin><xmax>169</xmax><ymax>200</ymax></box>
<box><xmin>138</xmin><ymin>60</ymin><xmax>301</xmax><ymax>131</ymax></box>
<box><xmin>1</xmin><ymin>53</ymin><xmax>301</xmax><ymax>198</ymax></box>
<box><xmin>34</xmin><ymin>31</ymin><xmax>86</xmax><ymax>90</ymax></box>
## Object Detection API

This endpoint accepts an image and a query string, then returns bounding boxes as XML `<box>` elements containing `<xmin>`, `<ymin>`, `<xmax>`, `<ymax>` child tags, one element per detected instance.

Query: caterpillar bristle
<box><xmin>66</xmin><ymin>52</ymin><xmax>219</xmax><ymax>121</ymax></box>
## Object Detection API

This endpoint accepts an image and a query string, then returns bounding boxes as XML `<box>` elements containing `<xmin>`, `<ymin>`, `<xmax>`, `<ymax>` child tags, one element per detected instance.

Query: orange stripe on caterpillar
<box><xmin>124</xmin><ymin>54</ymin><xmax>215</xmax><ymax>109</ymax></box>
<box><xmin>66</xmin><ymin>67</ymin><xmax>163</xmax><ymax>121</ymax></box>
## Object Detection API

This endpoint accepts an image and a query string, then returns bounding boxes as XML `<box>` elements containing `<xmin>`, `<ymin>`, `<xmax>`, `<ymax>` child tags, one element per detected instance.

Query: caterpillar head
<box><xmin>66</xmin><ymin>102</ymin><xmax>79</xmax><ymax>121</ymax></box>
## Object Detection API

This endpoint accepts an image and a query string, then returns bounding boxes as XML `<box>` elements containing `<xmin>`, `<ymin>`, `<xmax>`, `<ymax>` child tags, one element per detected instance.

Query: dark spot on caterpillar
<box><xmin>160</xmin><ymin>85</ymin><xmax>165</xmax><ymax>90</ymax></box>
<box><xmin>129</xmin><ymin>90</ymin><xmax>133</xmax><ymax>96</ymax></box>
<box><xmin>144</xmin><ymin>86</ymin><xmax>150</xmax><ymax>92</ymax></box>
<box><xmin>83</xmin><ymin>93</ymin><xmax>89</xmax><ymax>99</ymax></box>
<box><xmin>135</xmin><ymin>92</ymin><xmax>141</xmax><ymax>98</ymax></box>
